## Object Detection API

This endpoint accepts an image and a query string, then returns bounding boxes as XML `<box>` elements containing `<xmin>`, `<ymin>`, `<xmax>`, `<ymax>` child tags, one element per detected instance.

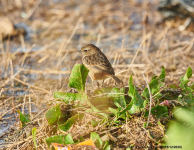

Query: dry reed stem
<box><xmin>142</xmin><ymin>73</ymin><xmax>152</xmax><ymax>129</ymax></box>
<box><xmin>14</xmin><ymin>78</ymin><xmax>50</xmax><ymax>94</ymax></box>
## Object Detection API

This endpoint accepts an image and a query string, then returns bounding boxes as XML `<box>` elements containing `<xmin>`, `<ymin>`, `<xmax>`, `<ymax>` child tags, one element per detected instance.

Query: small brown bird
<box><xmin>80</xmin><ymin>44</ymin><xmax>123</xmax><ymax>87</ymax></box>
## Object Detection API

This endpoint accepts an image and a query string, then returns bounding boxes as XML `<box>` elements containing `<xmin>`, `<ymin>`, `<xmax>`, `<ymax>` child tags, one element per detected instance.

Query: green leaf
<box><xmin>141</xmin><ymin>88</ymin><xmax>149</xmax><ymax>100</ymax></box>
<box><xmin>108</xmin><ymin>107</ymin><xmax>118</xmax><ymax>115</ymax></box>
<box><xmin>69</xmin><ymin>64</ymin><xmax>89</xmax><ymax>92</ymax></box>
<box><xmin>142</xmin><ymin>77</ymin><xmax>161</xmax><ymax>99</ymax></box>
<box><xmin>190</xmin><ymin>83</ymin><xmax>194</xmax><ymax>90</ymax></box>
<box><xmin>17</xmin><ymin>110</ymin><xmax>30</xmax><ymax>128</ymax></box>
<box><xmin>111</xmin><ymin>106</ymin><xmax>132</xmax><ymax>123</ymax></box>
<box><xmin>179</xmin><ymin>67</ymin><xmax>194</xmax><ymax>94</ymax></box>
<box><xmin>179</xmin><ymin>67</ymin><xmax>193</xmax><ymax>90</ymax></box>
<box><xmin>142</xmin><ymin>67</ymin><xmax>166</xmax><ymax>99</ymax></box>
<box><xmin>91</xmin><ymin>120</ymin><xmax>98</xmax><ymax>127</ymax></box>
<box><xmin>93</xmin><ymin>87</ymin><xmax>113</xmax><ymax>95</ymax></box>
<box><xmin>108</xmin><ymin>87</ymin><xmax>127</xmax><ymax>108</ymax></box>
<box><xmin>85</xmin><ymin>98</ymin><xmax>109</xmax><ymax>118</ymax></box>
<box><xmin>58</xmin><ymin>113</ymin><xmax>84</xmax><ymax>131</ymax></box>
<box><xmin>45</xmin><ymin>105</ymin><xmax>61</xmax><ymax>125</ymax></box>
<box><xmin>103</xmin><ymin>140</ymin><xmax>111</xmax><ymax>150</ymax></box>
<box><xmin>92</xmin><ymin>87</ymin><xmax>131</xmax><ymax>116</ymax></box>
<box><xmin>144</xmin><ymin>106</ymin><xmax>168</xmax><ymax>119</ymax></box>
<box><xmin>32</xmin><ymin>127</ymin><xmax>37</xmax><ymax>150</ymax></box>
<box><xmin>54</xmin><ymin>91</ymin><xmax>108</xmax><ymax>119</ymax></box>
<box><xmin>80</xmin><ymin>136</ymin><xmax>85</xmax><ymax>142</ymax></box>
<box><xmin>128</xmin><ymin>75</ymin><xmax>145</xmax><ymax>114</ymax></box>
<box><xmin>166</xmin><ymin>108</ymin><xmax>194</xmax><ymax>150</ymax></box>
<box><xmin>103</xmin><ymin>145</ymin><xmax>111</xmax><ymax>150</ymax></box>
<box><xmin>45</xmin><ymin>134</ymin><xmax>74</xmax><ymax>148</ymax></box>
<box><xmin>159</xmin><ymin>66</ymin><xmax>166</xmax><ymax>82</ymax></box>
<box><xmin>90</xmin><ymin>132</ymin><xmax>103</xmax><ymax>148</ymax></box>
<box><xmin>54</xmin><ymin>92</ymin><xmax>87</xmax><ymax>104</ymax></box>
<box><xmin>169</xmin><ymin>84</ymin><xmax>178</xmax><ymax>89</ymax></box>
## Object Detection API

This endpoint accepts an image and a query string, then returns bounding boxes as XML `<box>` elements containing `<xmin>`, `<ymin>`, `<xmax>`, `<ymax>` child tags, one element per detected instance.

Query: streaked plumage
<box><xmin>80</xmin><ymin>44</ymin><xmax>123</xmax><ymax>86</ymax></box>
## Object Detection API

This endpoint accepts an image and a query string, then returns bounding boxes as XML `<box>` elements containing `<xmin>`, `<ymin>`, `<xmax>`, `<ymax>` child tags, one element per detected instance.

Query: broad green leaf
<box><xmin>166</xmin><ymin>108</ymin><xmax>194</xmax><ymax>150</ymax></box>
<box><xmin>159</xmin><ymin>66</ymin><xmax>166</xmax><ymax>82</ymax></box>
<box><xmin>93</xmin><ymin>87</ymin><xmax>113</xmax><ymax>95</ymax></box>
<box><xmin>92</xmin><ymin>87</ymin><xmax>130</xmax><ymax>116</ymax></box>
<box><xmin>80</xmin><ymin>136</ymin><xmax>85</xmax><ymax>142</ymax></box>
<box><xmin>54</xmin><ymin>91</ymin><xmax>107</xmax><ymax>119</ymax></box>
<box><xmin>92</xmin><ymin>87</ymin><xmax>118</xmax><ymax>111</ymax></box>
<box><xmin>85</xmin><ymin>98</ymin><xmax>109</xmax><ymax>118</ymax></box>
<box><xmin>180</xmin><ymin>67</ymin><xmax>192</xmax><ymax>87</ymax></box>
<box><xmin>142</xmin><ymin>77</ymin><xmax>161</xmax><ymax>99</ymax></box>
<box><xmin>103</xmin><ymin>140</ymin><xmax>111</xmax><ymax>150</ymax></box>
<box><xmin>58</xmin><ymin>113</ymin><xmax>84</xmax><ymax>131</ymax></box>
<box><xmin>57</xmin><ymin>111</ymin><xmax>67</xmax><ymax>125</ymax></box>
<box><xmin>69</xmin><ymin>64</ymin><xmax>89</xmax><ymax>92</ymax></box>
<box><xmin>91</xmin><ymin>120</ymin><xmax>98</xmax><ymax>127</ymax></box>
<box><xmin>142</xmin><ymin>67</ymin><xmax>166</xmax><ymax>99</ymax></box>
<box><xmin>32</xmin><ymin>127</ymin><xmax>37</xmax><ymax>150</ymax></box>
<box><xmin>108</xmin><ymin>107</ymin><xmax>118</xmax><ymax>115</ymax></box>
<box><xmin>54</xmin><ymin>92</ymin><xmax>87</xmax><ymax>104</ymax></box>
<box><xmin>90</xmin><ymin>132</ymin><xmax>103</xmax><ymax>148</ymax></box>
<box><xmin>128</xmin><ymin>75</ymin><xmax>145</xmax><ymax>114</ymax></box>
<box><xmin>91</xmin><ymin>96</ymin><xmax>115</xmax><ymax>111</ymax></box>
<box><xmin>86</xmin><ymin>108</ymin><xmax>109</xmax><ymax>119</ymax></box>
<box><xmin>190</xmin><ymin>83</ymin><xmax>194</xmax><ymax>90</ymax></box>
<box><xmin>17</xmin><ymin>110</ymin><xmax>30</xmax><ymax>128</ymax></box>
<box><xmin>141</xmin><ymin>88</ymin><xmax>149</xmax><ymax>100</ymax></box>
<box><xmin>45</xmin><ymin>105</ymin><xmax>61</xmax><ymax>125</ymax></box>
<box><xmin>103</xmin><ymin>145</ymin><xmax>111</xmax><ymax>150</ymax></box>
<box><xmin>179</xmin><ymin>67</ymin><xmax>193</xmax><ymax>92</ymax></box>
<box><xmin>45</xmin><ymin>134</ymin><xmax>74</xmax><ymax>148</ymax></box>
<box><xmin>169</xmin><ymin>84</ymin><xmax>178</xmax><ymax>89</ymax></box>
<box><xmin>108</xmin><ymin>87</ymin><xmax>126</xmax><ymax>108</ymax></box>
<box><xmin>144</xmin><ymin>106</ymin><xmax>168</xmax><ymax>119</ymax></box>
<box><xmin>184</xmin><ymin>96</ymin><xmax>194</xmax><ymax>105</ymax></box>
<box><xmin>111</xmin><ymin>104</ymin><xmax>132</xmax><ymax>122</ymax></box>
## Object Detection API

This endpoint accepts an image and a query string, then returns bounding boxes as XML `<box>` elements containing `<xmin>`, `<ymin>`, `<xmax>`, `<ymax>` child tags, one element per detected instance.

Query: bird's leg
<box><xmin>114</xmin><ymin>80</ymin><xmax>117</xmax><ymax>86</ymax></box>
<box><xmin>100</xmin><ymin>80</ymin><xmax>104</xmax><ymax>87</ymax></box>
<box><xmin>115</xmin><ymin>80</ymin><xmax>124</xmax><ymax>88</ymax></box>
<box><xmin>97</xmin><ymin>81</ymin><xmax>100</xmax><ymax>89</ymax></box>
<box><xmin>92</xmin><ymin>81</ymin><xmax>100</xmax><ymax>89</ymax></box>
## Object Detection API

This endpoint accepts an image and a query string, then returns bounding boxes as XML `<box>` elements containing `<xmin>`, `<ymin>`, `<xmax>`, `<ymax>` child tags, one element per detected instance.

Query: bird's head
<box><xmin>80</xmin><ymin>44</ymin><xmax>100</xmax><ymax>56</ymax></box>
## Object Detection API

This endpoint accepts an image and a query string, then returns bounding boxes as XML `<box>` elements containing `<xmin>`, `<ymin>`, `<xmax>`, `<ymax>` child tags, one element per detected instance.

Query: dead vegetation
<box><xmin>0</xmin><ymin>0</ymin><xmax>194</xmax><ymax>149</ymax></box>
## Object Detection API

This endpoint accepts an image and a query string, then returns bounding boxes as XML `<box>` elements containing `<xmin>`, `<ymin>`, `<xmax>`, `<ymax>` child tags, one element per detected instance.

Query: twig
<box><xmin>21</xmin><ymin>69</ymin><xmax>71</xmax><ymax>74</ymax></box>
<box><xmin>0</xmin><ymin>69</ymin><xmax>22</xmax><ymax>88</ymax></box>
<box><xmin>142</xmin><ymin>73</ymin><xmax>152</xmax><ymax>129</ymax></box>
<box><xmin>0</xmin><ymin>102</ymin><xmax>35</xmax><ymax>119</ymax></box>
<box><xmin>123</xmin><ymin>41</ymin><xmax>143</xmax><ymax>83</ymax></box>
<box><xmin>14</xmin><ymin>78</ymin><xmax>50</xmax><ymax>94</ymax></box>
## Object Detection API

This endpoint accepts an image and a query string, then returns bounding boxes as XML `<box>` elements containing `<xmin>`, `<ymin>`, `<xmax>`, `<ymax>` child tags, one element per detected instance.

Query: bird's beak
<box><xmin>77</xmin><ymin>50</ymin><xmax>81</xmax><ymax>52</ymax></box>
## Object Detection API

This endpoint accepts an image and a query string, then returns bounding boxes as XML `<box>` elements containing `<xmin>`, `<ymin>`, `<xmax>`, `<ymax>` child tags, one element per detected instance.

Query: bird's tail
<box><xmin>111</xmin><ymin>75</ymin><xmax>123</xmax><ymax>87</ymax></box>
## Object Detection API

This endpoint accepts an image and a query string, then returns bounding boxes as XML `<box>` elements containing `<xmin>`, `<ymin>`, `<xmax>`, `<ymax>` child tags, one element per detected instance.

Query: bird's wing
<box><xmin>83</xmin><ymin>52</ymin><xmax>115</xmax><ymax>75</ymax></box>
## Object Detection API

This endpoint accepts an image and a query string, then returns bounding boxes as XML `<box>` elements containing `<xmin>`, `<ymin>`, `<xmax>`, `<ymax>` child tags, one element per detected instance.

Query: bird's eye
<box><xmin>84</xmin><ymin>50</ymin><xmax>88</xmax><ymax>52</ymax></box>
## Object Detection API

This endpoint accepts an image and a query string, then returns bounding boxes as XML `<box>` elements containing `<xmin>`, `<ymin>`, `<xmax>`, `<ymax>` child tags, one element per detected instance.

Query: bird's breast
<box><xmin>83</xmin><ymin>63</ymin><xmax>110</xmax><ymax>81</ymax></box>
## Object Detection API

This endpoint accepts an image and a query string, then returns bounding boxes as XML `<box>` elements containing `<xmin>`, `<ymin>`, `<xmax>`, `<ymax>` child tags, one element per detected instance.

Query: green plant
<box><xmin>19</xmin><ymin>64</ymin><xmax>194</xmax><ymax>149</ymax></box>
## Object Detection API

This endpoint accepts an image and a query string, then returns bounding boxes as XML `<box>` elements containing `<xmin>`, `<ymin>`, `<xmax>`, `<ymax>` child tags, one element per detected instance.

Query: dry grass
<box><xmin>0</xmin><ymin>0</ymin><xmax>194</xmax><ymax>149</ymax></box>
